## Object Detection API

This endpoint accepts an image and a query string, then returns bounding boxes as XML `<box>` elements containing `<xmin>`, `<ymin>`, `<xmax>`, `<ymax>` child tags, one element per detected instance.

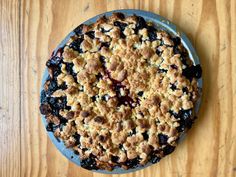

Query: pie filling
<box><xmin>40</xmin><ymin>12</ymin><xmax>202</xmax><ymax>171</ymax></box>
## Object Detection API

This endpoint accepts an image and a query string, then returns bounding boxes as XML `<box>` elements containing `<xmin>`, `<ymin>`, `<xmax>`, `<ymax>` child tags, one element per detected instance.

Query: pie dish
<box><xmin>40</xmin><ymin>10</ymin><xmax>202</xmax><ymax>172</ymax></box>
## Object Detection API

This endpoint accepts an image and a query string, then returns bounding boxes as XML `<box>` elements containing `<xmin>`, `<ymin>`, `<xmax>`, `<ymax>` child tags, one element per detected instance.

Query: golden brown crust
<box><xmin>40</xmin><ymin>12</ymin><xmax>202</xmax><ymax>171</ymax></box>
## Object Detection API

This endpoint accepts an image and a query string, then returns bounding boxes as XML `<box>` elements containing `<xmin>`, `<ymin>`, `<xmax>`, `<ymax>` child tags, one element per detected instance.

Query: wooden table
<box><xmin>1</xmin><ymin>0</ymin><xmax>236</xmax><ymax>176</ymax></box>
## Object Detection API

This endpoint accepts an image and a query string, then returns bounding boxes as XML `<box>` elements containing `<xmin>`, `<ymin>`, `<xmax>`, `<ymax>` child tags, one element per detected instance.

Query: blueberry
<box><xmin>147</xmin><ymin>26</ymin><xmax>157</xmax><ymax>42</ymax></box>
<box><xmin>59</xmin><ymin>117</ymin><xmax>68</xmax><ymax>125</ymax></box>
<box><xmin>156</xmin><ymin>48</ymin><xmax>163</xmax><ymax>56</ymax></box>
<box><xmin>135</xmin><ymin>16</ymin><xmax>146</xmax><ymax>31</ymax></box>
<box><xmin>46</xmin><ymin>56</ymin><xmax>62</xmax><ymax>67</ymax></box>
<box><xmin>171</xmin><ymin>109</ymin><xmax>192</xmax><ymax>120</ymax></box>
<box><xmin>100</xmin><ymin>42</ymin><xmax>110</xmax><ymax>49</ymax></box>
<box><xmin>137</xmin><ymin>91</ymin><xmax>144</xmax><ymax>97</ymax></box>
<box><xmin>99</xmin><ymin>144</ymin><xmax>106</xmax><ymax>152</ymax></box>
<box><xmin>73</xmin><ymin>133</ymin><xmax>81</xmax><ymax>146</ymax></box>
<box><xmin>173</xmin><ymin>46</ymin><xmax>181</xmax><ymax>54</ymax></box>
<box><xmin>124</xmin><ymin>157</ymin><xmax>140</xmax><ymax>169</ymax></box>
<box><xmin>120</xmin><ymin>31</ymin><xmax>126</xmax><ymax>39</ymax></box>
<box><xmin>74</xmin><ymin>24</ymin><xmax>84</xmax><ymax>35</ymax></box>
<box><xmin>99</xmin><ymin>56</ymin><xmax>106</xmax><ymax>66</ymax></box>
<box><xmin>40</xmin><ymin>90</ymin><xmax>47</xmax><ymax>103</ymax></box>
<box><xmin>170</xmin><ymin>64</ymin><xmax>178</xmax><ymax>69</ymax></box>
<box><xmin>52</xmin><ymin>108</ymin><xmax>60</xmax><ymax>117</ymax></box>
<box><xmin>172</xmin><ymin>37</ymin><xmax>181</xmax><ymax>46</ymax></box>
<box><xmin>48</xmin><ymin>97</ymin><xmax>57</xmax><ymax>105</ymax></box>
<box><xmin>180</xmin><ymin>57</ymin><xmax>189</xmax><ymax>66</ymax></box>
<box><xmin>169</xmin><ymin>110</ymin><xmax>179</xmax><ymax>118</ymax></box>
<box><xmin>101</xmin><ymin>28</ymin><xmax>111</xmax><ymax>33</ymax></box>
<box><xmin>194</xmin><ymin>64</ymin><xmax>202</xmax><ymax>78</ymax></box>
<box><xmin>40</xmin><ymin>103</ymin><xmax>51</xmax><ymax>115</ymax></box>
<box><xmin>129</xmin><ymin>128</ymin><xmax>136</xmax><ymax>136</ymax></box>
<box><xmin>85</xmin><ymin>31</ymin><xmax>95</xmax><ymax>39</ymax></box>
<box><xmin>65</xmin><ymin>63</ymin><xmax>74</xmax><ymax>75</ymax></box>
<box><xmin>95</xmin><ymin>73</ymin><xmax>103</xmax><ymax>80</ymax></box>
<box><xmin>114</xmin><ymin>21</ymin><xmax>128</xmax><ymax>31</ymax></box>
<box><xmin>158</xmin><ymin>68</ymin><xmax>167</xmax><ymax>73</ymax></box>
<box><xmin>177</xmin><ymin>118</ymin><xmax>193</xmax><ymax>132</ymax></box>
<box><xmin>46</xmin><ymin>123</ymin><xmax>56</xmax><ymax>132</ymax></box>
<box><xmin>55</xmin><ymin>97</ymin><xmax>67</xmax><ymax>109</ymax></box>
<box><xmin>52</xmin><ymin>68</ymin><xmax>62</xmax><ymax>78</ymax></box>
<box><xmin>182</xmin><ymin>87</ymin><xmax>188</xmax><ymax>93</ymax></box>
<box><xmin>69</xmin><ymin>38</ymin><xmax>83</xmax><ymax>53</ymax></box>
<box><xmin>182</xmin><ymin>64</ymin><xmax>202</xmax><ymax>80</ymax></box>
<box><xmin>171</xmin><ymin>109</ymin><xmax>193</xmax><ymax>132</ymax></box>
<box><xmin>111</xmin><ymin>155</ymin><xmax>119</xmax><ymax>163</ymax></box>
<box><xmin>115</xmin><ymin>12</ymin><xmax>125</xmax><ymax>19</ymax></box>
<box><xmin>142</xmin><ymin>131</ymin><xmax>149</xmax><ymax>140</ymax></box>
<box><xmin>163</xmin><ymin>145</ymin><xmax>175</xmax><ymax>155</ymax></box>
<box><xmin>158</xmin><ymin>134</ymin><xmax>168</xmax><ymax>145</ymax></box>
<box><xmin>80</xmin><ymin>155</ymin><xmax>98</xmax><ymax>170</ymax></box>
<box><xmin>170</xmin><ymin>83</ymin><xmax>177</xmax><ymax>91</ymax></box>
<box><xmin>65</xmin><ymin>62</ymin><xmax>77</xmax><ymax>82</ymax></box>
<box><xmin>180</xmin><ymin>109</ymin><xmax>192</xmax><ymax>120</ymax></box>
<box><xmin>46</xmin><ymin>79</ymin><xmax>58</xmax><ymax>95</ymax></box>
<box><xmin>48</xmin><ymin>96</ymin><xmax>68</xmax><ymax>110</ymax></box>
<box><xmin>91</xmin><ymin>96</ymin><xmax>97</xmax><ymax>102</ymax></box>
<box><xmin>101</xmin><ymin>94</ymin><xmax>109</xmax><ymax>101</ymax></box>
<box><xmin>82</xmin><ymin>148</ymin><xmax>88</xmax><ymax>152</ymax></box>
<box><xmin>149</xmin><ymin>151</ymin><xmax>161</xmax><ymax>164</ymax></box>
<box><xmin>74</xmin><ymin>150</ymin><xmax>80</xmax><ymax>155</ymax></box>
<box><xmin>59</xmin><ymin>82</ymin><xmax>67</xmax><ymax>90</ymax></box>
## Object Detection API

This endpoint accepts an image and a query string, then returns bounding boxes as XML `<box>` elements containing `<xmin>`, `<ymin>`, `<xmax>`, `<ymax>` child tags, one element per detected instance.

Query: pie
<box><xmin>40</xmin><ymin>12</ymin><xmax>202</xmax><ymax>171</ymax></box>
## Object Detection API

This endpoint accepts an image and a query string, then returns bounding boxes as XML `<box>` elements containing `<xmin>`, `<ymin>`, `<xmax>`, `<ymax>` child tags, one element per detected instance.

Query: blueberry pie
<box><xmin>40</xmin><ymin>12</ymin><xmax>202</xmax><ymax>171</ymax></box>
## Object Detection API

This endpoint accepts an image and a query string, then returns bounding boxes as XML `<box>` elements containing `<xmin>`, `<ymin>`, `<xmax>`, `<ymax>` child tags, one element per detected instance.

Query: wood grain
<box><xmin>0</xmin><ymin>0</ymin><xmax>21</xmax><ymax>177</ymax></box>
<box><xmin>0</xmin><ymin>0</ymin><xmax>236</xmax><ymax>176</ymax></box>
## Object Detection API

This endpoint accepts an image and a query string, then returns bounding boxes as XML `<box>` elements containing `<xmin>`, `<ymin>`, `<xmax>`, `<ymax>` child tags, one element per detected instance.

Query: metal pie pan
<box><xmin>40</xmin><ymin>9</ymin><xmax>202</xmax><ymax>174</ymax></box>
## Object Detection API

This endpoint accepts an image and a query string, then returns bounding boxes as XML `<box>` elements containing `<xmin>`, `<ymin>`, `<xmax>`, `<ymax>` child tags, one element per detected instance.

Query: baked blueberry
<box><xmin>137</xmin><ymin>91</ymin><xmax>144</xmax><ymax>97</ymax></box>
<box><xmin>135</xmin><ymin>16</ymin><xmax>146</xmax><ymax>31</ymax></box>
<box><xmin>80</xmin><ymin>155</ymin><xmax>98</xmax><ymax>170</ymax></box>
<box><xmin>46</xmin><ymin>79</ymin><xmax>58</xmax><ymax>95</ymax></box>
<box><xmin>65</xmin><ymin>62</ymin><xmax>77</xmax><ymax>82</ymax></box>
<box><xmin>40</xmin><ymin>90</ymin><xmax>47</xmax><ymax>103</ymax></box>
<box><xmin>40</xmin><ymin>103</ymin><xmax>51</xmax><ymax>115</ymax></box>
<box><xmin>142</xmin><ymin>131</ymin><xmax>149</xmax><ymax>140</ymax></box>
<box><xmin>147</xmin><ymin>26</ymin><xmax>157</xmax><ymax>41</ymax></box>
<box><xmin>182</xmin><ymin>87</ymin><xmax>188</xmax><ymax>93</ymax></box>
<box><xmin>114</xmin><ymin>21</ymin><xmax>128</xmax><ymax>31</ymax></box>
<box><xmin>172</xmin><ymin>36</ymin><xmax>181</xmax><ymax>46</ymax></box>
<box><xmin>128</xmin><ymin>128</ymin><xmax>136</xmax><ymax>136</ymax></box>
<box><xmin>124</xmin><ymin>157</ymin><xmax>140</xmax><ymax>169</ymax></box>
<box><xmin>100</xmin><ymin>42</ymin><xmax>110</xmax><ymax>49</ymax></box>
<box><xmin>183</xmin><ymin>64</ymin><xmax>202</xmax><ymax>80</ymax></box>
<box><xmin>158</xmin><ymin>68</ymin><xmax>168</xmax><ymax>73</ymax></box>
<box><xmin>46</xmin><ymin>123</ymin><xmax>56</xmax><ymax>132</ymax></box>
<box><xmin>74</xmin><ymin>24</ymin><xmax>84</xmax><ymax>35</ymax></box>
<box><xmin>111</xmin><ymin>155</ymin><xmax>119</xmax><ymax>163</ymax></box>
<box><xmin>170</xmin><ymin>83</ymin><xmax>177</xmax><ymax>91</ymax></box>
<box><xmin>158</xmin><ymin>134</ymin><xmax>168</xmax><ymax>145</ymax></box>
<box><xmin>69</xmin><ymin>38</ymin><xmax>83</xmax><ymax>53</ymax></box>
<box><xmin>73</xmin><ymin>133</ymin><xmax>81</xmax><ymax>146</ymax></box>
<box><xmin>163</xmin><ymin>145</ymin><xmax>175</xmax><ymax>155</ymax></box>
<box><xmin>149</xmin><ymin>151</ymin><xmax>161</xmax><ymax>164</ymax></box>
<box><xmin>91</xmin><ymin>95</ymin><xmax>97</xmax><ymax>102</ymax></box>
<box><xmin>85</xmin><ymin>31</ymin><xmax>95</xmax><ymax>39</ymax></box>
<box><xmin>46</xmin><ymin>56</ymin><xmax>62</xmax><ymax>68</ymax></box>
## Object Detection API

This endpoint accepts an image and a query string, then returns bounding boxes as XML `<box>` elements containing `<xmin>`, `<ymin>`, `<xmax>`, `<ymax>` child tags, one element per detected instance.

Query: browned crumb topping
<box><xmin>40</xmin><ymin>12</ymin><xmax>202</xmax><ymax>171</ymax></box>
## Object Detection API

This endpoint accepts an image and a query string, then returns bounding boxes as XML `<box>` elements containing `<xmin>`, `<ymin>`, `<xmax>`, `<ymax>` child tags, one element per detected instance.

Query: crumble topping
<box><xmin>40</xmin><ymin>12</ymin><xmax>202</xmax><ymax>171</ymax></box>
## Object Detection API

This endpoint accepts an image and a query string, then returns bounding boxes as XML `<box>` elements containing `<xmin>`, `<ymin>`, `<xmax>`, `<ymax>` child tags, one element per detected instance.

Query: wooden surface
<box><xmin>0</xmin><ymin>0</ymin><xmax>236</xmax><ymax>176</ymax></box>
